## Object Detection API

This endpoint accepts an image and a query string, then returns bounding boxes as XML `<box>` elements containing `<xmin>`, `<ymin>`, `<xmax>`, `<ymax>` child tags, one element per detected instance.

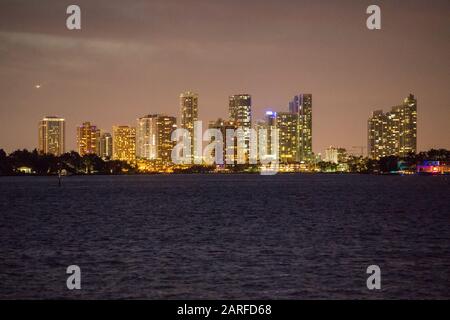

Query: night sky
<box><xmin>0</xmin><ymin>0</ymin><xmax>449</xmax><ymax>154</ymax></box>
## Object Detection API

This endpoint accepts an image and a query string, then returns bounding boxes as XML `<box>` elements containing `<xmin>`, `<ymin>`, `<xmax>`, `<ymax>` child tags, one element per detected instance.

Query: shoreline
<box><xmin>1</xmin><ymin>172</ymin><xmax>447</xmax><ymax>177</ymax></box>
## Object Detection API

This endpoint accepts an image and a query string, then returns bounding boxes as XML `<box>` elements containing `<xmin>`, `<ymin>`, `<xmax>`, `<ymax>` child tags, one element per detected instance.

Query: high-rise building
<box><xmin>180</xmin><ymin>91</ymin><xmax>199</xmax><ymax>161</ymax></box>
<box><xmin>264</xmin><ymin>111</ymin><xmax>277</xmax><ymax>155</ymax></box>
<box><xmin>157</xmin><ymin>115</ymin><xmax>178</xmax><ymax>162</ymax></box>
<box><xmin>229</xmin><ymin>94</ymin><xmax>252</xmax><ymax>163</ymax></box>
<box><xmin>38</xmin><ymin>116</ymin><xmax>65</xmax><ymax>156</ymax></box>
<box><xmin>136</xmin><ymin>114</ymin><xmax>177</xmax><ymax>162</ymax></box>
<box><xmin>77</xmin><ymin>122</ymin><xmax>100</xmax><ymax>156</ymax></box>
<box><xmin>229</xmin><ymin>94</ymin><xmax>252</xmax><ymax>128</ymax></box>
<box><xmin>136</xmin><ymin>115</ymin><xmax>158</xmax><ymax>160</ymax></box>
<box><xmin>112</xmin><ymin>126</ymin><xmax>136</xmax><ymax>162</ymax></box>
<box><xmin>368</xmin><ymin>110</ymin><xmax>388</xmax><ymax>159</ymax></box>
<box><xmin>276</xmin><ymin>112</ymin><xmax>298</xmax><ymax>163</ymax></box>
<box><xmin>385</xmin><ymin>106</ymin><xmax>401</xmax><ymax>157</ymax></box>
<box><xmin>368</xmin><ymin>94</ymin><xmax>417</xmax><ymax>159</ymax></box>
<box><xmin>137</xmin><ymin>114</ymin><xmax>177</xmax><ymax>162</ymax></box>
<box><xmin>289</xmin><ymin>94</ymin><xmax>313</xmax><ymax>162</ymax></box>
<box><xmin>399</xmin><ymin>94</ymin><xmax>417</xmax><ymax>156</ymax></box>
<box><xmin>98</xmin><ymin>132</ymin><xmax>113</xmax><ymax>160</ymax></box>
<box><xmin>208</xmin><ymin>118</ymin><xmax>237</xmax><ymax>164</ymax></box>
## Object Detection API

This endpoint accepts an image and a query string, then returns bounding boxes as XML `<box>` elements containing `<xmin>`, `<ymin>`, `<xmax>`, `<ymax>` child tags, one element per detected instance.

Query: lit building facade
<box><xmin>136</xmin><ymin>115</ymin><xmax>158</xmax><ymax>160</ymax></box>
<box><xmin>289</xmin><ymin>94</ymin><xmax>312</xmax><ymax>162</ymax></box>
<box><xmin>368</xmin><ymin>110</ymin><xmax>388</xmax><ymax>159</ymax></box>
<box><xmin>417</xmin><ymin>161</ymin><xmax>450</xmax><ymax>175</ymax></box>
<box><xmin>180</xmin><ymin>91</ymin><xmax>199</xmax><ymax>161</ymax></box>
<box><xmin>264</xmin><ymin>111</ymin><xmax>277</xmax><ymax>155</ymax></box>
<box><xmin>208</xmin><ymin>118</ymin><xmax>237</xmax><ymax>164</ymax></box>
<box><xmin>399</xmin><ymin>94</ymin><xmax>418</xmax><ymax>156</ymax></box>
<box><xmin>324</xmin><ymin>146</ymin><xmax>347</xmax><ymax>164</ymax></box>
<box><xmin>98</xmin><ymin>132</ymin><xmax>113</xmax><ymax>160</ymax></box>
<box><xmin>324</xmin><ymin>146</ymin><xmax>338</xmax><ymax>164</ymax></box>
<box><xmin>368</xmin><ymin>94</ymin><xmax>417</xmax><ymax>159</ymax></box>
<box><xmin>386</xmin><ymin>106</ymin><xmax>402</xmax><ymax>156</ymax></box>
<box><xmin>112</xmin><ymin>126</ymin><xmax>136</xmax><ymax>162</ymax></box>
<box><xmin>229</xmin><ymin>94</ymin><xmax>252</xmax><ymax>128</ymax></box>
<box><xmin>77</xmin><ymin>122</ymin><xmax>100</xmax><ymax>156</ymax></box>
<box><xmin>136</xmin><ymin>115</ymin><xmax>177</xmax><ymax>163</ymax></box>
<box><xmin>276</xmin><ymin>112</ymin><xmax>298</xmax><ymax>163</ymax></box>
<box><xmin>38</xmin><ymin>116</ymin><xmax>65</xmax><ymax>156</ymax></box>
<box><xmin>229</xmin><ymin>94</ymin><xmax>252</xmax><ymax>163</ymax></box>
<box><xmin>157</xmin><ymin>115</ymin><xmax>178</xmax><ymax>162</ymax></box>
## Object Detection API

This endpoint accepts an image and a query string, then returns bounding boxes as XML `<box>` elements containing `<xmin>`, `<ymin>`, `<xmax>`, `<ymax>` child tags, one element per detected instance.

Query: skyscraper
<box><xmin>385</xmin><ymin>106</ymin><xmax>402</xmax><ymax>157</ymax></box>
<box><xmin>368</xmin><ymin>94</ymin><xmax>417</xmax><ymax>159</ymax></box>
<box><xmin>229</xmin><ymin>94</ymin><xmax>252</xmax><ymax>128</ymax></box>
<box><xmin>112</xmin><ymin>126</ymin><xmax>136</xmax><ymax>162</ymax></box>
<box><xmin>157</xmin><ymin>115</ymin><xmax>178</xmax><ymax>162</ymax></box>
<box><xmin>136</xmin><ymin>114</ymin><xmax>177</xmax><ymax>162</ymax></box>
<box><xmin>180</xmin><ymin>91</ymin><xmax>199</xmax><ymax>161</ymax></box>
<box><xmin>289</xmin><ymin>94</ymin><xmax>313</xmax><ymax>162</ymax></box>
<box><xmin>136</xmin><ymin>115</ymin><xmax>158</xmax><ymax>160</ymax></box>
<box><xmin>77</xmin><ymin>122</ymin><xmax>100</xmax><ymax>156</ymax></box>
<box><xmin>264</xmin><ymin>111</ymin><xmax>277</xmax><ymax>155</ymax></box>
<box><xmin>98</xmin><ymin>132</ymin><xmax>113</xmax><ymax>160</ymax></box>
<box><xmin>38</xmin><ymin>116</ymin><xmax>65</xmax><ymax>156</ymax></box>
<box><xmin>229</xmin><ymin>94</ymin><xmax>252</xmax><ymax>163</ymax></box>
<box><xmin>368</xmin><ymin>110</ymin><xmax>388</xmax><ymax>159</ymax></box>
<box><xmin>399</xmin><ymin>94</ymin><xmax>418</xmax><ymax>156</ymax></box>
<box><xmin>208</xmin><ymin>118</ymin><xmax>237</xmax><ymax>164</ymax></box>
<box><xmin>276</xmin><ymin>112</ymin><xmax>298</xmax><ymax>163</ymax></box>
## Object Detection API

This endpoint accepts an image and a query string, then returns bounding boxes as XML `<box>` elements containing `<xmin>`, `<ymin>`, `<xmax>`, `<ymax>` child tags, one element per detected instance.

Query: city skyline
<box><xmin>36</xmin><ymin>92</ymin><xmax>420</xmax><ymax>162</ymax></box>
<box><xmin>0</xmin><ymin>0</ymin><xmax>449</xmax><ymax>154</ymax></box>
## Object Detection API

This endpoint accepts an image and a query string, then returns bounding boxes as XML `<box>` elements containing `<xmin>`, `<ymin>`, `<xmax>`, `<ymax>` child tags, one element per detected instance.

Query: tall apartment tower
<box><xmin>156</xmin><ymin>115</ymin><xmax>177</xmax><ymax>163</ymax></box>
<box><xmin>276</xmin><ymin>112</ymin><xmax>298</xmax><ymax>163</ymax></box>
<box><xmin>98</xmin><ymin>132</ymin><xmax>113</xmax><ymax>160</ymax></box>
<box><xmin>136</xmin><ymin>114</ymin><xmax>177</xmax><ymax>162</ymax></box>
<box><xmin>368</xmin><ymin>94</ymin><xmax>417</xmax><ymax>159</ymax></box>
<box><xmin>229</xmin><ymin>94</ymin><xmax>252</xmax><ymax>128</ymax></box>
<box><xmin>229</xmin><ymin>94</ymin><xmax>252</xmax><ymax>163</ymax></box>
<box><xmin>399</xmin><ymin>94</ymin><xmax>417</xmax><ymax>156</ymax></box>
<box><xmin>180</xmin><ymin>91</ymin><xmax>199</xmax><ymax>160</ymax></box>
<box><xmin>289</xmin><ymin>94</ymin><xmax>312</xmax><ymax>162</ymax></box>
<box><xmin>208</xmin><ymin>118</ymin><xmax>238</xmax><ymax>164</ymax></box>
<box><xmin>77</xmin><ymin>122</ymin><xmax>100</xmax><ymax>156</ymax></box>
<box><xmin>112</xmin><ymin>126</ymin><xmax>136</xmax><ymax>162</ymax></box>
<box><xmin>264</xmin><ymin>111</ymin><xmax>277</xmax><ymax>155</ymax></box>
<box><xmin>136</xmin><ymin>115</ymin><xmax>159</xmax><ymax>160</ymax></box>
<box><xmin>38</xmin><ymin>116</ymin><xmax>66</xmax><ymax>156</ymax></box>
<box><xmin>368</xmin><ymin>110</ymin><xmax>388</xmax><ymax>159</ymax></box>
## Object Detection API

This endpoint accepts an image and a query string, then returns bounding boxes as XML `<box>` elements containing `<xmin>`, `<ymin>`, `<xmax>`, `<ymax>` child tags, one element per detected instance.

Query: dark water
<box><xmin>0</xmin><ymin>174</ymin><xmax>449</xmax><ymax>299</ymax></box>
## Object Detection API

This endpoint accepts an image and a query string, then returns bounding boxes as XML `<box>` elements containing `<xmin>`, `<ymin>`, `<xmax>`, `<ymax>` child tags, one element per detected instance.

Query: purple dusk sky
<box><xmin>0</xmin><ymin>0</ymin><xmax>449</xmax><ymax>154</ymax></box>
